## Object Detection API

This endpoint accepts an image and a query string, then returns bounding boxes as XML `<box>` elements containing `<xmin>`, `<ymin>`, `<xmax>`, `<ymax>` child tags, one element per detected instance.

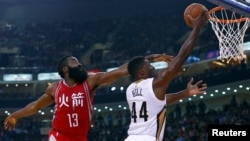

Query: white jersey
<box><xmin>125</xmin><ymin>78</ymin><xmax>166</xmax><ymax>141</ymax></box>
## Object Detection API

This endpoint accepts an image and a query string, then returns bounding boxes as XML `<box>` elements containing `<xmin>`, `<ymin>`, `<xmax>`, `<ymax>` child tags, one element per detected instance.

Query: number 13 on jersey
<box><xmin>67</xmin><ymin>113</ymin><xmax>79</xmax><ymax>127</ymax></box>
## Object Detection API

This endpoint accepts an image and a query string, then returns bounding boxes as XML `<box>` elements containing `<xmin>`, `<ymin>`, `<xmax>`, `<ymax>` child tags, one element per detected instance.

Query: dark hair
<box><xmin>57</xmin><ymin>55</ymin><xmax>72</xmax><ymax>78</ymax></box>
<box><xmin>127</xmin><ymin>56</ymin><xmax>145</xmax><ymax>80</ymax></box>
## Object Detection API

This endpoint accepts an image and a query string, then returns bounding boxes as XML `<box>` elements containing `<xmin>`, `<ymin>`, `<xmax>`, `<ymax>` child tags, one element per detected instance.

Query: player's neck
<box><xmin>63</xmin><ymin>79</ymin><xmax>77</xmax><ymax>87</ymax></box>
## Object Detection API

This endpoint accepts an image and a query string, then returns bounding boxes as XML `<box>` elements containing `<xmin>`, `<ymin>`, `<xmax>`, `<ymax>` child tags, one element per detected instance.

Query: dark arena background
<box><xmin>0</xmin><ymin>0</ymin><xmax>250</xmax><ymax>141</ymax></box>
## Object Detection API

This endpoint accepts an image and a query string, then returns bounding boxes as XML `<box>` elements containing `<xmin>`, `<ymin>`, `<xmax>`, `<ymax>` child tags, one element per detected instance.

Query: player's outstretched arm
<box><xmin>88</xmin><ymin>53</ymin><xmax>172</xmax><ymax>88</ymax></box>
<box><xmin>166</xmin><ymin>78</ymin><xmax>207</xmax><ymax>105</ymax></box>
<box><xmin>165</xmin><ymin>10</ymin><xmax>208</xmax><ymax>81</ymax></box>
<box><xmin>153</xmin><ymin>9</ymin><xmax>208</xmax><ymax>99</ymax></box>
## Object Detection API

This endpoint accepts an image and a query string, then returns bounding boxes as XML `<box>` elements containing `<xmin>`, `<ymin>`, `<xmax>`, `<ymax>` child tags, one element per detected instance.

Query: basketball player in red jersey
<box><xmin>3</xmin><ymin>54</ymin><xmax>171</xmax><ymax>141</ymax></box>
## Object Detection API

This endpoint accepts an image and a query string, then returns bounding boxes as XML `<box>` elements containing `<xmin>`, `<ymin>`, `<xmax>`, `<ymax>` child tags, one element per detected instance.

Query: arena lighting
<box><xmin>111</xmin><ymin>86</ymin><xmax>116</xmax><ymax>91</ymax></box>
<box><xmin>177</xmin><ymin>81</ymin><xmax>250</xmax><ymax>103</ymax></box>
<box><xmin>109</xmin><ymin>108</ymin><xmax>113</xmax><ymax>111</ymax></box>
<box><xmin>120</xmin><ymin>86</ymin><xmax>124</xmax><ymax>91</ymax></box>
<box><xmin>212</xmin><ymin>60</ymin><xmax>227</xmax><ymax>67</ymax></box>
<box><xmin>243</xmin><ymin>41</ymin><xmax>250</xmax><ymax>51</ymax></box>
<box><xmin>3</xmin><ymin>74</ymin><xmax>32</xmax><ymax>81</ymax></box>
<box><xmin>38</xmin><ymin>72</ymin><xmax>60</xmax><ymax>80</ymax></box>
<box><xmin>89</xmin><ymin>81</ymin><xmax>250</xmax><ymax>110</ymax></box>
<box><xmin>106</xmin><ymin>62</ymin><xmax>168</xmax><ymax>72</ymax></box>
<box><xmin>105</xmin><ymin>106</ymin><xmax>108</xmax><ymax>109</ymax></box>
<box><xmin>3</xmin><ymin>83</ymin><xmax>246</xmax><ymax>116</ymax></box>
<box><xmin>3</xmin><ymin>111</ymin><xmax>11</xmax><ymax>116</ymax></box>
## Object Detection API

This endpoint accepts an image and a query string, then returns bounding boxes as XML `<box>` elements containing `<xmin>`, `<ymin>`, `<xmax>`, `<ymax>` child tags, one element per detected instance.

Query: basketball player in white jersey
<box><xmin>125</xmin><ymin>9</ymin><xmax>208</xmax><ymax>141</ymax></box>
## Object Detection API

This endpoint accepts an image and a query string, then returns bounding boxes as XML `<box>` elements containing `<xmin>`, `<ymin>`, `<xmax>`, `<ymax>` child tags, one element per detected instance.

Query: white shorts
<box><xmin>124</xmin><ymin>135</ymin><xmax>161</xmax><ymax>141</ymax></box>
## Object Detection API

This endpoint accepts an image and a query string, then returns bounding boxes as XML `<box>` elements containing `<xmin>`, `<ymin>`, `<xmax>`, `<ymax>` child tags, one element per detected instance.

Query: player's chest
<box><xmin>55</xmin><ymin>87</ymin><xmax>88</xmax><ymax>108</ymax></box>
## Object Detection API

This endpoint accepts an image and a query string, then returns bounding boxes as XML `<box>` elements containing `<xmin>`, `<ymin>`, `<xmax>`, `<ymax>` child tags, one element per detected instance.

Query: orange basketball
<box><xmin>184</xmin><ymin>3</ymin><xmax>207</xmax><ymax>28</ymax></box>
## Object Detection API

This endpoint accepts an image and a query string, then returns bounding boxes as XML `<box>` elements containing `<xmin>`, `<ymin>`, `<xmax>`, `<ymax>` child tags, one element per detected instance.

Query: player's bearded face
<box><xmin>68</xmin><ymin>66</ymin><xmax>88</xmax><ymax>83</ymax></box>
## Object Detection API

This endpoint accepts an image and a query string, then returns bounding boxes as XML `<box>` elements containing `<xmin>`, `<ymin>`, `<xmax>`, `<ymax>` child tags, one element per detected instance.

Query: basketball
<box><xmin>184</xmin><ymin>3</ymin><xmax>208</xmax><ymax>28</ymax></box>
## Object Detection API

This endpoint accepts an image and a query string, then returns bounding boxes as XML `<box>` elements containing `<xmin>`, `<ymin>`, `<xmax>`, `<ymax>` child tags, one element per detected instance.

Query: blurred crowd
<box><xmin>1</xmin><ymin>10</ymin><xmax>249</xmax><ymax>98</ymax></box>
<box><xmin>0</xmin><ymin>12</ymin><xmax>223</xmax><ymax>73</ymax></box>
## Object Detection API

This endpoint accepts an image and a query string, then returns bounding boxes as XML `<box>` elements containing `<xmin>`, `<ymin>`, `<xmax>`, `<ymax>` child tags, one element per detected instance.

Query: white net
<box><xmin>208</xmin><ymin>7</ymin><xmax>250</xmax><ymax>63</ymax></box>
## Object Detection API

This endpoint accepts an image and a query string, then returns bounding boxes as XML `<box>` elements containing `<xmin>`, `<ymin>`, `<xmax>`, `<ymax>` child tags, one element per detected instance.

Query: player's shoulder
<box><xmin>50</xmin><ymin>81</ymin><xmax>60</xmax><ymax>86</ymax></box>
<box><xmin>46</xmin><ymin>81</ymin><xmax>61</xmax><ymax>90</ymax></box>
<box><xmin>44</xmin><ymin>81</ymin><xmax>61</xmax><ymax>97</ymax></box>
<box><xmin>86</xmin><ymin>72</ymin><xmax>106</xmax><ymax>88</ymax></box>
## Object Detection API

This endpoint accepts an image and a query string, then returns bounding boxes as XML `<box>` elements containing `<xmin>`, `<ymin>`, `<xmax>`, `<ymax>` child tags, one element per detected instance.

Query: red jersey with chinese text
<box><xmin>52</xmin><ymin>80</ymin><xmax>93</xmax><ymax>139</ymax></box>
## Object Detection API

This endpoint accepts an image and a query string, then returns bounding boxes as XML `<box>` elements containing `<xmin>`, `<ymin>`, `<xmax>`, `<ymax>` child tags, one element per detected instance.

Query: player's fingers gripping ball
<box><xmin>184</xmin><ymin>3</ymin><xmax>208</xmax><ymax>28</ymax></box>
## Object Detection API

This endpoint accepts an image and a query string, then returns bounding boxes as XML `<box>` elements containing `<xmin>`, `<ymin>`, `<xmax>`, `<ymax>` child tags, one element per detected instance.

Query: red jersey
<box><xmin>51</xmin><ymin>80</ymin><xmax>93</xmax><ymax>140</ymax></box>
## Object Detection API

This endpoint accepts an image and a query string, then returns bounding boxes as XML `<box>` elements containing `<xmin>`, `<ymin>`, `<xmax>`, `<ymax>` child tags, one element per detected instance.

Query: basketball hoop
<box><xmin>208</xmin><ymin>6</ymin><xmax>250</xmax><ymax>63</ymax></box>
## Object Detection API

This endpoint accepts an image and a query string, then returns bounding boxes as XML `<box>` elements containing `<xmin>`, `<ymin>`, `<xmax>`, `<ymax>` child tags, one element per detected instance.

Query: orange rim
<box><xmin>208</xmin><ymin>6</ymin><xmax>248</xmax><ymax>23</ymax></box>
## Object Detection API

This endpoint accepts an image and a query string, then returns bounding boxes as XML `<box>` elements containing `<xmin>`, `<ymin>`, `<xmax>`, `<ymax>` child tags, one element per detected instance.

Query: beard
<box><xmin>68</xmin><ymin>66</ymin><xmax>88</xmax><ymax>84</ymax></box>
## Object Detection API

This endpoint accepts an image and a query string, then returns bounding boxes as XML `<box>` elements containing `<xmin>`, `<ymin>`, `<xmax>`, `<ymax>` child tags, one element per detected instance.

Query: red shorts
<box><xmin>48</xmin><ymin>129</ymin><xmax>87</xmax><ymax>141</ymax></box>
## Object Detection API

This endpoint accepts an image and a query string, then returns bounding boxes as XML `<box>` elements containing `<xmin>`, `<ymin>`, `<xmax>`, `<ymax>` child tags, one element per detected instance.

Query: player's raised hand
<box><xmin>186</xmin><ymin>77</ymin><xmax>207</xmax><ymax>96</ymax></box>
<box><xmin>189</xmin><ymin>8</ymin><xmax>209</xmax><ymax>28</ymax></box>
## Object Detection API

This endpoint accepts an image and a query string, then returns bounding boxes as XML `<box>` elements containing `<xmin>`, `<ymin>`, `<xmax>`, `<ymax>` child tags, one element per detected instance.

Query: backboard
<box><xmin>206</xmin><ymin>0</ymin><xmax>250</xmax><ymax>17</ymax></box>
